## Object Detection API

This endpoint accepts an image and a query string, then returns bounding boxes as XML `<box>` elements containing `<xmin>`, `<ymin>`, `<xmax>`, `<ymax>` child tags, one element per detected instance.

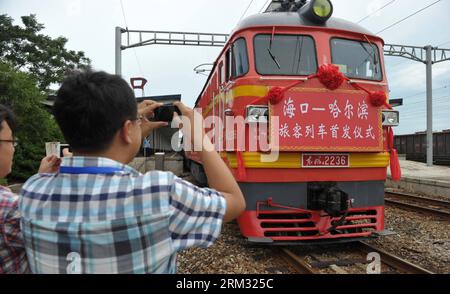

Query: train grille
<box><xmin>256</xmin><ymin>209</ymin><xmax>379</xmax><ymax>239</ymax></box>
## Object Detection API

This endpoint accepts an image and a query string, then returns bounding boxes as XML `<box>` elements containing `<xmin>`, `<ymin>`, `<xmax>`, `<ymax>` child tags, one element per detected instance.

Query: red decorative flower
<box><xmin>369</xmin><ymin>91</ymin><xmax>387</xmax><ymax>107</ymax></box>
<box><xmin>316</xmin><ymin>64</ymin><xmax>345</xmax><ymax>90</ymax></box>
<box><xmin>267</xmin><ymin>86</ymin><xmax>285</xmax><ymax>105</ymax></box>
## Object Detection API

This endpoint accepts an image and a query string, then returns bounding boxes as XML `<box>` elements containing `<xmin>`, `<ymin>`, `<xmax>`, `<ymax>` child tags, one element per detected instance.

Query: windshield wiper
<box><xmin>267</xmin><ymin>48</ymin><xmax>281</xmax><ymax>69</ymax></box>
<box><xmin>267</xmin><ymin>27</ymin><xmax>281</xmax><ymax>69</ymax></box>
<box><xmin>360</xmin><ymin>37</ymin><xmax>379</xmax><ymax>74</ymax></box>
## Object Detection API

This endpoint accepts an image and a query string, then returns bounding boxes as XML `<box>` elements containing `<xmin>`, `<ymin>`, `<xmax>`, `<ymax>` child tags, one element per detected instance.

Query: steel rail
<box><xmin>357</xmin><ymin>241</ymin><xmax>435</xmax><ymax>274</ymax></box>
<box><xmin>385</xmin><ymin>191</ymin><xmax>450</xmax><ymax>219</ymax></box>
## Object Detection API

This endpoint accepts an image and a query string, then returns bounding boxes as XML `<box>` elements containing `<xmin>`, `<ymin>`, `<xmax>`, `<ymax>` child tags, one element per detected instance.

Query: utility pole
<box><xmin>384</xmin><ymin>44</ymin><xmax>450</xmax><ymax>166</ymax></box>
<box><xmin>115</xmin><ymin>27</ymin><xmax>123</xmax><ymax>76</ymax></box>
<box><xmin>425</xmin><ymin>46</ymin><xmax>433</xmax><ymax>166</ymax></box>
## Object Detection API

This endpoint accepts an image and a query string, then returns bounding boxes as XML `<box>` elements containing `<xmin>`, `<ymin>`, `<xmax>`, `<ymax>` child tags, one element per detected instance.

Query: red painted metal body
<box><xmin>186</xmin><ymin>13</ymin><xmax>390</xmax><ymax>243</ymax></box>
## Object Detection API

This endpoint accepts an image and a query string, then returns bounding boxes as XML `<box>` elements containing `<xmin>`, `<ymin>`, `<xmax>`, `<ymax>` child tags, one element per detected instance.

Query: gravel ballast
<box><xmin>177</xmin><ymin>208</ymin><xmax>449</xmax><ymax>274</ymax></box>
<box><xmin>177</xmin><ymin>222</ymin><xmax>296</xmax><ymax>274</ymax></box>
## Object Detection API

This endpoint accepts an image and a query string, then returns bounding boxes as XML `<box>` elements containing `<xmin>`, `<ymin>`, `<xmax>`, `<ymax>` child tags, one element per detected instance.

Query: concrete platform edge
<box><xmin>386</xmin><ymin>176</ymin><xmax>450</xmax><ymax>198</ymax></box>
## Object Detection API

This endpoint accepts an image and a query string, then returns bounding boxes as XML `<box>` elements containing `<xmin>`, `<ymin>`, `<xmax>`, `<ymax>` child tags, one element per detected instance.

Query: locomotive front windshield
<box><xmin>331</xmin><ymin>38</ymin><xmax>382</xmax><ymax>81</ymax></box>
<box><xmin>254</xmin><ymin>34</ymin><xmax>317</xmax><ymax>76</ymax></box>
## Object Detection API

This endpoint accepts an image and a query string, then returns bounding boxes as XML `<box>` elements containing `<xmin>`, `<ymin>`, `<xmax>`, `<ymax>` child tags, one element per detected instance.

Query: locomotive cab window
<box><xmin>224</xmin><ymin>38</ymin><xmax>249</xmax><ymax>81</ymax></box>
<box><xmin>225</xmin><ymin>49</ymin><xmax>231</xmax><ymax>82</ymax></box>
<box><xmin>254</xmin><ymin>34</ymin><xmax>317</xmax><ymax>76</ymax></box>
<box><xmin>219</xmin><ymin>61</ymin><xmax>226</xmax><ymax>86</ymax></box>
<box><xmin>231</xmin><ymin>38</ymin><xmax>249</xmax><ymax>78</ymax></box>
<box><xmin>331</xmin><ymin>38</ymin><xmax>382</xmax><ymax>81</ymax></box>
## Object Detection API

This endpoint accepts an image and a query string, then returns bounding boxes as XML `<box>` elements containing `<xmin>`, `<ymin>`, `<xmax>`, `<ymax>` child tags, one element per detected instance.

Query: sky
<box><xmin>1</xmin><ymin>0</ymin><xmax>450</xmax><ymax>135</ymax></box>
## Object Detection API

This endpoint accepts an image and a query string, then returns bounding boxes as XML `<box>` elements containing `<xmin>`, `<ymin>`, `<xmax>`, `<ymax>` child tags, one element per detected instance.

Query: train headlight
<box><xmin>382</xmin><ymin>110</ymin><xmax>399</xmax><ymax>127</ymax></box>
<box><xmin>313</xmin><ymin>0</ymin><xmax>333</xmax><ymax>18</ymax></box>
<box><xmin>299</xmin><ymin>0</ymin><xmax>333</xmax><ymax>24</ymax></box>
<box><xmin>246</xmin><ymin>105</ymin><xmax>268</xmax><ymax>123</ymax></box>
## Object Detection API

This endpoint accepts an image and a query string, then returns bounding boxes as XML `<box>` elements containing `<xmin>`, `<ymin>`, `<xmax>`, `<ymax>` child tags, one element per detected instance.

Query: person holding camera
<box><xmin>19</xmin><ymin>71</ymin><xmax>245</xmax><ymax>274</ymax></box>
<box><xmin>0</xmin><ymin>105</ymin><xmax>61</xmax><ymax>274</ymax></box>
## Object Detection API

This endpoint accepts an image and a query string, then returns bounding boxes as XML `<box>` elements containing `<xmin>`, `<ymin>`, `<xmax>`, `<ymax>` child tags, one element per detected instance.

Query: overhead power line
<box><xmin>401</xmin><ymin>85</ymin><xmax>449</xmax><ymax>99</ymax></box>
<box><xmin>238</xmin><ymin>0</ymin><xmax>255</xmax><ymax>23</ymax></box>
<box><xmin>120</xmin><ymin>0</ymin><xmax>144</xmax><ymax>76</ymax></box>
<box><xmin>402</xmin><ymin>95</ymin><xmax>450</xmax><ymax>108</ymax></box>
<box><xmin>357</xmin><ymin>0</ymin><xmax>397</xmax><ymax>24</ymax></box>
<box><xmin>376</xmin><ymin>0</ymin><xmax>442</xmax><ymax>34</ymax></box>
<box><xmin>400</xmin><ymin>94</ymin><xmax>450</xmax><ymax>112</ymax></box>
<box><xmin>259</xmin><ymin>0</ymin><xmax>272</xmax><ymax>13</ymax></box>
<box><xmin>119</xmin><ymin>0</ymin><xmax>129</xmax><ymax>28</ymax></box>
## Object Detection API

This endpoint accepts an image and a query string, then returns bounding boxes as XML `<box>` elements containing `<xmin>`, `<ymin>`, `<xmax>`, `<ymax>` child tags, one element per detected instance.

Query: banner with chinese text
<box><xmin>269</xmin><ymin>90</ymin><xmax>383</xmax><ymax>152</ymax></box>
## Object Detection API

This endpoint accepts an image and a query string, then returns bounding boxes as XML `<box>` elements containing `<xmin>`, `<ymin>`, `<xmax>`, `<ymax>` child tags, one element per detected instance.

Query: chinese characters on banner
<box><xmin>270</xmin><ymin>91</ymin><xmax>383</xmax><ymax>151</ymax></box>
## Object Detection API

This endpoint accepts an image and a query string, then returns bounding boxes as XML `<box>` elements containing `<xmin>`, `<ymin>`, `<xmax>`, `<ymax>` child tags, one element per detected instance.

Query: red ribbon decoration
<box><xmin>254</xmin><ymin>64</ymin><xmax>393</xmax><ymax>109</ymax></box>
<box><xmin>350</xmin><ymin>84</ymin><xmax>392</xmax><ymax>109</ymax></box>
<box><xmin>240</xmin><ymin>64</ymin><xmax>400</xmax><ymax>181</ymax></box>
<box><xmin>266</xmin><ymin>86</ymin><xmax>285</xmax><ymax>105</ymax></box>
<box><xmin>315</xmin><ymin>64</ymin><xmax>346</xmax><ymax>90</ymax></box>
<box><xmin>370</xmin><ymin>91</ymin><xmax>391</xmax><ymax>108</ymax></box>
<box><xmin>387</xmin><ymin>127</ymin><xmax>402</xmax><ymax>181</ymax></box>
<box><xmin>251</xmin><ymin>64</ymin><xmax>347</xmax><ymax>105</ymax></box>
<box><xmin>236</xmin><ymin>151</ymin><xmax>247</xmax><ymax>181</ymax></box>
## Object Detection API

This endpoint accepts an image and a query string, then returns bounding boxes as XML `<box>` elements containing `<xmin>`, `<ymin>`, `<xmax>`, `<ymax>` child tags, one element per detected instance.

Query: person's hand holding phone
<box><xmin>173</xmin><ymin>101</ymin><xmax>210</xmax><ymax>152</ymax></box>
<box><xmin>153</xmin><ymin>104</ymin><xmax>182</xmax><ymax>122</ymax></box>
<box><xmin>173</xmin><ymin>103</ymin><xmax>245</xmax><ymax>222</ymax></box>
<box><xmin>138</xmin><ymin>100</ymin><xmax>168</xmax><ymax>138</ymax></box>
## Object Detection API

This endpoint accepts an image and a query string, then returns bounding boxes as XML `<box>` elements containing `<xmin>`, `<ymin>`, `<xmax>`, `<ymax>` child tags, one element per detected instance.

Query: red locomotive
<box><xmin>185</xmin><ymin>0</ymin><xmax>401</xmax><ymax>244</ymax></box>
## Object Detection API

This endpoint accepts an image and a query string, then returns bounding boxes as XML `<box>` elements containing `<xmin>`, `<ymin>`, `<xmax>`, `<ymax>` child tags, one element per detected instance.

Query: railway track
<box><xmin>385</xmin><ymin>190</ymin><xmax>450</xmax><ymax>219</ymax></box>
<box><xmin>279</xmin><ymin>248</ymin><xmax>318</xmax><ymax>274</ymax></box>
<box><xmin>278</xmin><ymin>241</ymin><xmax>434</xmax><ymax>274</ymax></box>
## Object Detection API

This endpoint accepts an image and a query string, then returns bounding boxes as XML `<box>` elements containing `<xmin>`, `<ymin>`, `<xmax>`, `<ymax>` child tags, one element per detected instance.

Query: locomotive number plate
<box><xmin>302</xmin><ymin>154</ymin><xmax>349</xmax><ymax>168</ymax></box>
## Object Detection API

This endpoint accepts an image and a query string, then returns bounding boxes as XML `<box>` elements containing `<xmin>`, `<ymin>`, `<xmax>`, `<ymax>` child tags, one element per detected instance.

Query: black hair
<box><xmin>0</xmin><ymin>104</ymin><xmax>17</xmax><ymax>134</ymax></box>
<box><xmin>54</xmin><ymin>71</ymin><xmax>137</xmax><ymax>153</ymax></box>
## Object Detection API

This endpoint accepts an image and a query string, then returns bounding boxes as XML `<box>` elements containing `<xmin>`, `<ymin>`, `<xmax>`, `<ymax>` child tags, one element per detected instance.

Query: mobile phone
<box><xmin>153</xmin><ymin>104</ymin><xmax>181</xmax><ymax>122</ymax></box>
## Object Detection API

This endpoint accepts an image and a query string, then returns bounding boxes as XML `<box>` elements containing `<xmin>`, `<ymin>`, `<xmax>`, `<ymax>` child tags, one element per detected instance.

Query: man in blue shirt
<box><xmin>19</xmin><ymin>71</ymin><xmax>245</xmax><ymax>274</ymax></box>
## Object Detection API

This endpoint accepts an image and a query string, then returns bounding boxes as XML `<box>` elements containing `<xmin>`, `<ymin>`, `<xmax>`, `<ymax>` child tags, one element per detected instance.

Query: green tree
<box><xmin>0</xmin><ymin>14</ymin><xmax>91</xmax><ymax>181</ymax></box>
<box><xmin>0</xmin><ymin>61</ymin><xmax>63</xmax><ymax>181</ymax></box>
<box><xmin>0</xmin><ymin>14</ymin><xmax>91</xmax><ymax>92</ymax></box>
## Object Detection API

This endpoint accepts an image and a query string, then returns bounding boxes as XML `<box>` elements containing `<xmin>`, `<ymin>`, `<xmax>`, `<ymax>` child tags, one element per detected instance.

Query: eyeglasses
<box><xmin>0</xmin><ymin>138</ymin><xmax>18</xmax><ymax>147</ymax></box>
<box><xmin>121</xmin><ymin>115</ymin><xmax>143</xmax><ymax>128</ymax></box>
